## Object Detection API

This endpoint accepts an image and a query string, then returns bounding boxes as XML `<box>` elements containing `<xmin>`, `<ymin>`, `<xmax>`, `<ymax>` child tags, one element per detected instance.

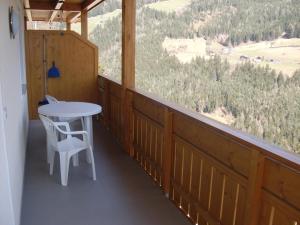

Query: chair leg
<box><xmin>80</xmin><ymin>117</ymin><xmax>84</xmax><ymax>130</ymax></box>
<box><xmin>59</xmin><ymin>152</ymin><xmax>70</xmax><ymax>186</ymax></box>
<box><xmin>82</xmin><ymin>118</ymin><xmax>92</xmax><ymax>164</ymax></box>
<box><xmin>46</xmin><ymin>138</ymin><xmax>51</xmax><ymax>164</ymax></box>
<box><xmin>49</xmin><ymin>150</ymin><xmax>55</xmax><ymax>175</ymax></box>
<box><xmin>65</xmin><ymin>155</ymin><xmax>70</xmax><ymax>185</ymax></box>
<box><xmin>72</xmin><ymin>154</ymin><xmax>79</xmax><ymax>167</ymax></box>
<box><xmin>88</xmin><ymin>147</ymin><xmax>96</xmax><ymax>181</ymax></box>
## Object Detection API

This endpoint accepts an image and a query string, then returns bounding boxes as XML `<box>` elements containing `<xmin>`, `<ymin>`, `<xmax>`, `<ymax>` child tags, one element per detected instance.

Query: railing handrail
<box><xmin>99</xmin><ymin>75</ymin><xmax>300</xmax><ymax>170</ymax></box>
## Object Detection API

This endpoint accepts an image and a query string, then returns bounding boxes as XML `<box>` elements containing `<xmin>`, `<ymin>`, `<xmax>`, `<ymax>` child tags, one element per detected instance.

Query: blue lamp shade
<box><xmin>48</xmin><ymin>61</ymin><xmax>60</xmax><ymax>78</ymax></box>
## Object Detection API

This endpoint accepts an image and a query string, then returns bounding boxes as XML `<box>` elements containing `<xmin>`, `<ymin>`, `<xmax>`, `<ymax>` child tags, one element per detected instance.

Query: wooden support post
<box><xmin>121</xmin><ymin>0</ymin><xmax>136</xmax><ymax>88</ymax></box>
<box><xmin>66</xmin><ymin>22</ymin><xmax>71</xmax><ymax>31</ymax></box>
<box><xmin>121</xmin><ymin>0</ymin><xmax>136</xmax><ymax>153</ymax></box>
<box><xmin>244</xmin><ymin>150</ymin><xmax>265</xmax><ymax>225</ymax></box>
<box><xmin>81</xmin><ymin>11</ymin><xmax>88</xmax><ymax>39</ymax></box>
<box><xmin>163</xmin><ymin>108</ymin><xmax>173</xmax><ymax>197</ymax></box>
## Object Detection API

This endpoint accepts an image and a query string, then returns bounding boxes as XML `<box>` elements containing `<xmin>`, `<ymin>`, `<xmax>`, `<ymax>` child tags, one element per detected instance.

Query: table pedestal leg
<box><xmin>84</xmin><ymin>116</ymin><xmax>93</xmax><ymax>164</ymax></box>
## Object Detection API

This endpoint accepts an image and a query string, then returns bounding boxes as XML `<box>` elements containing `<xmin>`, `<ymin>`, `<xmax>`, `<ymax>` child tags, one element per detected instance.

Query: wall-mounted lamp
<box><xmin>8</xmin><ymin>6</ymin><xmax>19</xmax><ymax>39</ymax></box>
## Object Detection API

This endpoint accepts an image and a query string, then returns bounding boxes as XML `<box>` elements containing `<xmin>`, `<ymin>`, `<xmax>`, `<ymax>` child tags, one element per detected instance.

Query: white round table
<box><xmin>38</xmin><ymin>102</ymin><xmax>102</xmax><ymax>163</ymax></box>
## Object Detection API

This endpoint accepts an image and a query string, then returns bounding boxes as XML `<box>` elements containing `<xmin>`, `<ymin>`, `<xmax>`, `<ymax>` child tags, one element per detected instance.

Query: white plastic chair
<box><xmin>39</xmin><ymin>114</ymin><xmax>96</xmax><ymax>186</ymax></box>
<box><xmin>45</xmin><ymin>95</ymin><xmax>59</xmax><ymax>104</ymax></box>
<box><xmin>45</xmin><ymin>95</ymin><xmax>84</xmax><ymax>165</ymax></box>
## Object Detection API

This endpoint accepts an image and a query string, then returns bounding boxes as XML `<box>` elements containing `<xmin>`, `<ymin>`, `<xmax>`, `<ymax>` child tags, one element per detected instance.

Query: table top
<box><xmin>38</xmin><ymin>102</ymin><xmax>102</xmax><ymax>117</ymax></box>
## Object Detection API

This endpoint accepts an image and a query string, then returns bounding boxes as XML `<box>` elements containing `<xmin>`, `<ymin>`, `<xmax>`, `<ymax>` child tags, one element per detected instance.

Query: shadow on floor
<box><xmin>21</xmin><ymin>120</ymin><xmax>191</xmax><ymax>225</ymax></box>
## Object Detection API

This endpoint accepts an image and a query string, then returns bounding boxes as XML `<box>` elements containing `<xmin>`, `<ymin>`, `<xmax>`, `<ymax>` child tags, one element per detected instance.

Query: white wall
<box><xmin>0</xmin><ymin>0</ymin><xmax>29</xmax><ymax>225</ymax></box>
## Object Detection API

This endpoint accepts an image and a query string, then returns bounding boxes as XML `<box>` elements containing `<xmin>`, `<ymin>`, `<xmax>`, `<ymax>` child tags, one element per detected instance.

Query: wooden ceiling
<box><xmin>24</xmin><ymin>0</ymin><xmax>105</xmax><ymax>23</ymax></box>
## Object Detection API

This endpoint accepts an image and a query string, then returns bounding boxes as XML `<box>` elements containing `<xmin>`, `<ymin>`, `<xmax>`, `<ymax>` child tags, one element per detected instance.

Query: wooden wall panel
<box><xmin>259</xmin><ymin>191</ymin><xmax>300</xmax><ymax>225</ymax></box>
<box><xmin>170</xmin><ymin>136</ymin><xmax>247</xmax><ymax>225</ymax></box>
<box><xmin>133</xmin><ymin>109</ymin><xmax>164</xmax><ymax>185</ymax></box>
<box><xmin>25</xmin><ymin>31</ymin><xmax>44</xmax><ymax>119</ymax></box>
<box><xmin>133</xmin><ymin>93</ymin><xmax>165</xmax><ymax>126</ymax></box>
<box><xmin>173</xmin><ymin>112</ymin><xmax>251</xmax><ymax>178</ymax></box>
<box><xmin>110</xmin><ymin>94</ymin><xmax>122</xmax><ymax>143</ymax></box>
<box><xmin>25</xmin><ymin>30</ymin><xmax>98</xmax><ymax>119</ymax></box>
<box><xmin>263</xmin><ymin>158</ymin><xmax>300</xmax><ymax>210</ymax></box>
<box><xmin>110</xmin><ymin>81</ymin><xmax>122</xmax><ymax>99</ymax></box>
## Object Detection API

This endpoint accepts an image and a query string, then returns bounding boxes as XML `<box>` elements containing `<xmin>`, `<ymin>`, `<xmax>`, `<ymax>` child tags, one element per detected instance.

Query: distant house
<box><xmin>240</xmin><ymin>55</ymin><xmax>249</xmax><ymax>61</ymax></box>
<box><xmin>253</xmin><ymin>56</ymin><xmax>263</xmax><ymax>63</ymax></box>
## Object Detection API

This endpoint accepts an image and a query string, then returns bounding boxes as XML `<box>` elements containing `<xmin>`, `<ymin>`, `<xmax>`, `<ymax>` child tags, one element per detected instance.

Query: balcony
<box><xmin>0</xmin><ymin>0</ymin><xmax>299</xmax><ymax>225</ymax></box>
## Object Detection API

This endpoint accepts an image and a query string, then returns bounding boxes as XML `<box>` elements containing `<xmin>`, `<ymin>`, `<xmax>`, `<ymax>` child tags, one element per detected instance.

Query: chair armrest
<box><xmin>54</xmin><ymin>122</ymin><xmax>87</xmax><ymax>135</ymax></box>
<box><xmin>53</xmin><ymin>122</ymin><xmax>90</xmax><ymax>143</ymax></box>
<box><xmin>53</xmin><ymin>122</ymin><xmax>71</xmax><ymax>133</ymax></box>
<box><xmin>65</xmin><ymin>130</ymin><xmax>88</xmax><ymax>136</ymax></box>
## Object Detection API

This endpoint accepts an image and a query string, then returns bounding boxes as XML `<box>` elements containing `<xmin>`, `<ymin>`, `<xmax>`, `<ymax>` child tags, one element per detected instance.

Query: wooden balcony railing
<box><xmin>98</xmin><ymin>75</ymin><xmax>300</xmax><ymax>225</ymax></box>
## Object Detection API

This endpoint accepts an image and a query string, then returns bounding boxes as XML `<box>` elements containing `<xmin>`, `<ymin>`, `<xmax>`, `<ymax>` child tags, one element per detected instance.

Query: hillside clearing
<box><xmin>163</xmin><ymin>37</ymin><xmax>300</xmax><ymax>76</ymax></box>
<box><xmin>162</xmin><ymin>37</ymin><xmax>210</xmax><ymax>63</ymax></box>
<box><xmin>202</xmin><ymin>107</ymin><xmax>235</xmax><ymax>125</ymax></box>
<box><xmin>145</xmin><ymin>0</ymin><xmax>191</xmax><ymax>13</ymax></box>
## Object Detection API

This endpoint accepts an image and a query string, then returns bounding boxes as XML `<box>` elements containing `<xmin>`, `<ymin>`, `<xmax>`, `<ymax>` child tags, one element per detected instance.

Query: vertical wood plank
<box><xmin>163</xmin><ymin>108</ymin><xmax>173</xmax><ymax>195</ymax></box>
<box><xmin>200</xmin><ymin>161</ymin><xmax>213</xmax><ymax>212</ymax></box>
<box><xmin>259</xmin><ymin>202</ymin><xmax>273</xmax><ymax>225</ymax></box>
<box><xmin>221</xmin><ymin>177</ymin><xmax>238</xmax><ymax>225</ymax></box>
<box><xmin>273</xmin><ymin>209</ymin><xmax>295</xmax><ymax>225</ymax></box>
<box><xmin>103</xmin><ymin>79</ymin><xmax>111</xmax><ymax>129</ymax></box>
<box><xmin>181</xmin><ymin>145</ymin><xmax>192</xmax><ymax>214</ymax></box>
<box><xmin>236</xmin><ymin>185</ymin><xmax>247</xmax><ymax>225</ymax></box>
<box><xmin>173</xmin><ymin>141</ymin><xmax>183</xmax><ymax>207</ymax></box>
<box><xmin>144</xmin><ymin>119</ymin><xmax>148</xmax><ymax>171</ymax></box>
<box><xmin>124</xmin><ymin>90</ymin><xmax>134</xmax><ymax>156</ymax></box>
<box><xmin>209</xmin><ymin>168</ymin><xmax>225</xmax><ymax>220</ymax></box>
<box><xmin>244</xmin><ymin>150</ymin><xmax>265</xmax><ymax>225</ymax></box>
<box><xmin>156</xmin><ymin>128</ymin><xmax>162</xmax><ymax>182</ymax></box>
<box><xmin>81</xmin><ymin>11</ymin><xmax>88</xmax><ymax>39</ymax></box>
<box><xmin>190</xmin><ymin>151</ymin><xmax>202</xmax><ymax>222</ymax></box>
<box><xmin>150</xmin><ymin>125</ymin><xmax>156</xmax><ymax>177</ymax></box>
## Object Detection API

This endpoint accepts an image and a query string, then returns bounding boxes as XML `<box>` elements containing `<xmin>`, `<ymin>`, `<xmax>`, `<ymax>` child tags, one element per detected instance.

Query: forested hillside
<box><xmin>89</xmin><ymin>0</ymin><xmax>300</xmax><ymax>153</ymax></box>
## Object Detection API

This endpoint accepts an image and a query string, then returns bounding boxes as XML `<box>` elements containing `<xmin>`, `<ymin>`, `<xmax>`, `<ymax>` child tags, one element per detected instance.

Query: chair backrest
<box><xmin>45</xmin><ymin>95</ymin><xmax>59</xmax><ymax>104</ymax></box>
<box><xmin>39</xmin><ymin>114</ymin><xmax>58</xmax><ymax>149</ymax></box>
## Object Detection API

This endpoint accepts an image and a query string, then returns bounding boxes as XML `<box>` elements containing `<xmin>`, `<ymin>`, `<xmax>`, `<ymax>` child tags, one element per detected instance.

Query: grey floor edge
<box><xmin>21</xmin><ymin>120</ymin><xmax>191</xmax><ymax>225</ymax></box>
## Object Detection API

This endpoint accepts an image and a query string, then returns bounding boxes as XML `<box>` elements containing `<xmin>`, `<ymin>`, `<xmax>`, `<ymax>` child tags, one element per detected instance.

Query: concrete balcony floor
<box><xmin>21</xmin><ymin>120</ymin><xmax>191</xmax><ymax>225</ymax></box>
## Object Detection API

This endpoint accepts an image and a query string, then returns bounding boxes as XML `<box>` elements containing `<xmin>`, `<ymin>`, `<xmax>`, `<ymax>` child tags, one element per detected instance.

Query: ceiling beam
<box><xmin>82</xmin><ymin>0</ymin><xmax>105</xmax><ymax>11</ymax></box>
<box><xmin>49</xmin><ymin>0</ymin><xmax>64</xmax><ymax>22</ymax></box>
<box><xmin>24</xmin><ymin>0</ymin><xmax>32</xmax><ymax>21</ymax></box>
<box><xmin>66</xmin><ymin>12</ymin><xmax>81</xmax><ymax>23</ymax></box>
<box><xmin>28</xmin><ymin>1</ymin><xmax>81</xmax><ymax>12</ymax></box>
<box><xmin>66</xmin><ymin>0</ymin><xmax>105</xmax><ymax>23</ymax></box>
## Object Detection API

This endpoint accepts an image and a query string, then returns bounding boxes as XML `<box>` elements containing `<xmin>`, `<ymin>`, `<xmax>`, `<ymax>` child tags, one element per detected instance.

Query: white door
<box><xmin>0</xmin><ymin>83</ymin><xmax>15</xmax><ymax>225</ymax></box>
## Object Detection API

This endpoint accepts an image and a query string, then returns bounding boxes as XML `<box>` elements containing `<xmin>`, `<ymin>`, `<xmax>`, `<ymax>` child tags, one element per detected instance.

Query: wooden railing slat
<box><xmin>163</xmin><ymin>108</ymin><xmax>173</xmax><ymax>196</ymax></box>
<box><xmin>244</xmin><ymin>151</ymin><xmax>265</xmax><ymax>225</ymax></box>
